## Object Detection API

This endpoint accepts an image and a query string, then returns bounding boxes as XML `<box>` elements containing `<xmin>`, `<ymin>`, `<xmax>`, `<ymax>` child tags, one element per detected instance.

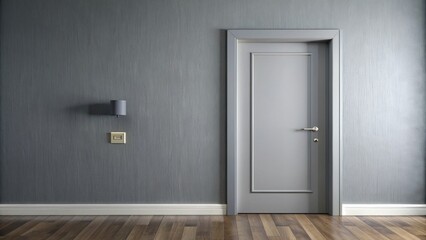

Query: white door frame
<box><xmin>227</xmin><ymin>29</ymin><xmax>342</xmax><ymax>215</ymax></box>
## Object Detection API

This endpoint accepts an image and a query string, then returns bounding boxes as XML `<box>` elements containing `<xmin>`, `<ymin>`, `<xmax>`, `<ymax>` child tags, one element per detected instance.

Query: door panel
<box><xmin>252</xmin><ymin>53</ymin><xmax>312</xmax><ymax>192</ymax></box>
<box><xmin>237</xmin><ymin>42</ymin><xmax>328</xmax><ymax>213</ymax></box>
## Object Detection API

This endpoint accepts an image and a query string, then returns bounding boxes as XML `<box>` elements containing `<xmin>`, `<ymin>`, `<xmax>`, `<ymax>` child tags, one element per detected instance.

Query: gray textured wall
<box><xmin>0</xmin><ymin>0</ymin><xmax>424</xmax><ymax>204</ymax></box>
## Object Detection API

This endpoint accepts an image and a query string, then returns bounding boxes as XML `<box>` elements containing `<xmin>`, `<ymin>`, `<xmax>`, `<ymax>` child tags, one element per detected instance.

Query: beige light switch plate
<box><xmin>110</xmin><ymin>132</ymin><xmax>126</xmax><ymax>144</ymax></box>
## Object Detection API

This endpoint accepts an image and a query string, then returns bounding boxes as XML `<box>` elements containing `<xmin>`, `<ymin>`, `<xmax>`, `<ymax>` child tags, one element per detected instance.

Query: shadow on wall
<box><xmin>423</xmin><ymin>0</ymin><xmax>426</xmax><ymax>202</ymax></box>
<box><xmin>66</xmin><ymin>103</ymin><xmax>113</xmax><ymax>116</ymax></box>
<box><xmin>89</xmin><ymin>103</ymin><xmax>112</xmax><ymax>115</ymax></box>
<box><xmin>218</xmin><ymin>29</ymin><xmax>227</xmax><ymax>202</ymax></box>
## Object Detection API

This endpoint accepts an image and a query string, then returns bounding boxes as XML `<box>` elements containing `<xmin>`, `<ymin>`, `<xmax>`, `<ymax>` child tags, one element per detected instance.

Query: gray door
<box><xmin>237</xmin><ymin>42</ymin><xmax>329</xmax><ymax>213</ymax></box>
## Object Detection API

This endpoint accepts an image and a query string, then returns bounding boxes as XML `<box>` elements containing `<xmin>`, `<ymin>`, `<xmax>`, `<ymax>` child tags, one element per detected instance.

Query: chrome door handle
<box><xmin>302</xmin><ymin>126</ymin><xmax>319</xmax><ymax>132</ymax></box>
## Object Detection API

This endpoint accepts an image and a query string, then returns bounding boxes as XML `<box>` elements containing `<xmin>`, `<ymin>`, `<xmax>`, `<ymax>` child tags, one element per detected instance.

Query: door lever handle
<box><xmin>302</xmin><ymin>126</ymin><xmax>319</xmax><ymax>132</ymax></box>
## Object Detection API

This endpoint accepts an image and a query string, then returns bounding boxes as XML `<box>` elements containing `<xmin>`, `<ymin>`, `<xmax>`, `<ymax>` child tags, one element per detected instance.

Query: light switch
<box><xmin>110</xmin><ymin>132</ymin><xmax>126</xmax><ymax>144</ymax></box>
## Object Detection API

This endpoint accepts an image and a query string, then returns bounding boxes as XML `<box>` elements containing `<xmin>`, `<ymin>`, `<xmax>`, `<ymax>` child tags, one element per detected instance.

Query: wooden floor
<box><xmin>0</xmin><ymin>215</ymin><xmax>425</xmax><ymax>240</ymax></box>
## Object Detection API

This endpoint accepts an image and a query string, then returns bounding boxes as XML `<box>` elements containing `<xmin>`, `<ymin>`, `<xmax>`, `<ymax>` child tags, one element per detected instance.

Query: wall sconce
<box><xmin>111</xmin><ymin>100</ymin><xmax>126</xmax><ymax>117</ymax></box>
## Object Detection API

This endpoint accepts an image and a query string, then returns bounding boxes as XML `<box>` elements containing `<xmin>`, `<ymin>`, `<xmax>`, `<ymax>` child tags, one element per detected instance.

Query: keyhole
<box><xmin>313</xmin><ymin>138</ymin><xmax>319</xmax><ymax>142</ymax></box>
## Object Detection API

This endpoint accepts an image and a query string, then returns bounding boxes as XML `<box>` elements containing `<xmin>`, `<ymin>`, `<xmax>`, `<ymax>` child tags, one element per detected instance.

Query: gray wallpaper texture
<box><xmin>0</xmin><ymin>0</ymin><xmax>424</xmax><ymax>204</ymax></box>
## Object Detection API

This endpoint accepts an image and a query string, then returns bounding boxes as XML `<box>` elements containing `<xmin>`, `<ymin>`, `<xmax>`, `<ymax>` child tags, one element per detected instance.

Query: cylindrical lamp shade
<box><xmin>111</xmin><ymin>100</ymin><xmax>126</xmax><ymax>116</ymax></box>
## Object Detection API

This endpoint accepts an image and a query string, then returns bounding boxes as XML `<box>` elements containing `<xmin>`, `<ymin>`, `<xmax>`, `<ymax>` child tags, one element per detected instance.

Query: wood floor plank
<box><xmin>154</xmin><ymin>216</ymin><xmax>174</xmax><ymax>240</ymax></box>
<box><xmin>346</xmin><ymin>225</ymin><xmax>380</xmax><ymax>240</ymax></box>
<box><xmin>181</xmin><ymin>226</ymin><xmax>197</xmax><ymax>240</ymax></box>
<box><xmin>169</xmin><ymin>217</ymin><xmax>186</xmax><ymax>240</ymax></box>
<box><xmin>359</xmin><ymin>217</ymin><xmax>404</xmax><ymax>240</ymax></box>
<box><xmin>142</xmin><ymin>216</ymin><xmax>163</xmax><ymax>239</ymax></box>
<box><xmin>195</xmin><ymin>216</ymin><xmax>211</xmax><ymax>240</ymax></box>
<box><xmin>372</xmin><ymin>216</ymin><xmax>426</xmax><ymax>237</ymax></box>
<box><xmin>322</xmin><ymin>215</ymin><xmax>360</xmax><ymax>239</ymax></box>
<box><xmin>122</xmin><ymin>216</ymin><xmax>152</xmax><ymax>240</ymax></box>
<box><xmin>399</xmin><ymin>217</ymin><xmax>426</xmax><ymax>236</ymax></box>
<box><xmin>46</xmin><ymin>216</ymin><xmax>92</xmax><ymax>240</ymax></box>
<box><xmin>259</xmin><ymin>214</ymin><xmax>280</xmax><ymax>237</ymax></box>
<box><xmin>295</xmin><ymin>214</ymin><xmax>326</xmax><ymax>240</ymax></box>
<box><xmin>126</xmin><ymin>225</ymin><xmax>147</xmax><ymax>240</ymax></box>
<box><xmin>0</xmin><ymin>217</ymin><xmax>25</xmax><ymax>232</ymax></box>
<box><xmin>135</xmin><ymin>215</ymin><xmax>153</xmax><ymax>225</ymax></box>
<box><xmin>91</xmin><ymin>216</ymin><xmax>127</xmax><ymax>240</ymax></box>
<box><xmin>271</xmin><ymin>214</ymin><xmax>287</xmax><ymax>227</ymax></box>
<box><xmin>307</xmin><ymin>215</ymin><xmax>358</xmax><ymax>240</ymax></box>
<box><xmin>20</xmin><ymin>216</ymin><xmax>68</xmax><ymax>240</ymax></box>
<box><xmin>374</xmin><ymin>217</ymin><xmax>423</xmax><ymax>240</ymax></box>
<box><xmin>0</xmin><ymin>214</ymin><xmax>424</xmax><ymax>239</ymax></box>
<box><xmin>275</xmin><ymin>215</ymin><xmax>310</xmax><ymax>240</ymax></box>
<box><xmin>112</xmin><ymin>216</ymin><xmax>140</xmax><ymax>240</ymax></box>
<box><xmin>388</xmin><ymin>226</ymin><xmax>422</xmax><ymax>240</ymax></box>
<box><xmin>183</xmin><ymin>216</ymin><xmax>197</xmax><ymax>227</ymax></box>
<box><xmin>73</xmin><ymin>216</ymin><xmax>107</xmax><ymax>240</ymax></box>
<box><xmin>402</xmin><ymin>226</ymin><xmax>426</xmax><ymax>236</ymax></box>
<box><xmin>0</xmin><ymin>219</ymin><xmax>30</xmax><ymax>236</ymax></box>
<box><xmin>224</xmin><ymin>215</ymin><xmax>238</xmax><ymax>240</ymax></box>
<box><xmin>0</xmin><ymin>217</ymin><xmax>16</xmax><ymax>229</ymax></box>
<box><xmin>411</xmin><ymin>216</ymin><xmax>426</xmax><ymax>226</ymax></box>
<box><xmin>277</xmin><ymin>226</ymin><xmax>296</xmax><ymax>240</ymax></box>
<box><xmin>236</xmin><ymin>214</ymin><xmax>253</xmax><ymax>240</ymax></box>
<box><xmin>3</xmin><ymin>216</ymin><xmax>47</xmax><ymax>238</ymax></box>
<box><xmin>384</xmin><ymin>217</ymin><xmax>412</xmax><ymax>227</ymax></box>
<box><xmin>344</xmin><ymin>217</ymin><xmax>389</xmax><ymax>240</ymax></box>
<box><xmin>247</xmin><ymin>214</ymin><xmax>268</xmax><ymax>240</ymax></box>
<box><xmin>210</xmin><ymin>216</ymin><xmax>224</xmax><ymax>240</ymax></box>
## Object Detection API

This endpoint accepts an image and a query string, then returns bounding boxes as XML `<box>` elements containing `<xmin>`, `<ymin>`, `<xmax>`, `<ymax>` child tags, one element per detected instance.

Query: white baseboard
<box><xmin>0</xmin><ymin>204</ymin><xmax>227</xmax><ymax>215</ymax></box>
<box><xmin>342</xmin><ymin>204</ymin><xmax>426</xmax><ymax>216</ymax></box>
<box><xmin>3</xmin><ymin>203</ymin><xmax>423</xmax><ymax>216</ymax></box>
